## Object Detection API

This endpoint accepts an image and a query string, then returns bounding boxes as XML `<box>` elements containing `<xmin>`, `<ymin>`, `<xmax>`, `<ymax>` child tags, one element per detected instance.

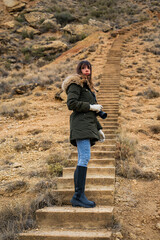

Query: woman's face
<box><xmin>81</xmin><ymin>65</ymin><xmax>91</xmax><ymax>76</ymax></box>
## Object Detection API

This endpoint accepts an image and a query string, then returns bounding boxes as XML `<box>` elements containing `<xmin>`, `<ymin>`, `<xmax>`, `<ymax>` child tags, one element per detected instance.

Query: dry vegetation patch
<box><xmin>115</xmin><ymin>19</ymin><xmax>160</xmax><ymax>240</ymax></box>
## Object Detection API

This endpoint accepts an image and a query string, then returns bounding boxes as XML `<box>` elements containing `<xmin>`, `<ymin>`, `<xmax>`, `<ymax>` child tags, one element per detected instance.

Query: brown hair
<box><xmin>76</xmin><ymin>60</ymin><xmax>94</xmax><ymax>91</ymax></box>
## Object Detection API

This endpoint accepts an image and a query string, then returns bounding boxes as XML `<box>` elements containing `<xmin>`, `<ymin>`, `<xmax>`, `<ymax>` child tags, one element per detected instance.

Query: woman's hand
<box><xmin>90</xmin><ymin>104</ymin><xmax>102</xmax><ymax>113</ymax></box>
<box><xmin>98</xmin><ymin>129</ymin><xmax>105</xmax><ymax>142</ymax></box>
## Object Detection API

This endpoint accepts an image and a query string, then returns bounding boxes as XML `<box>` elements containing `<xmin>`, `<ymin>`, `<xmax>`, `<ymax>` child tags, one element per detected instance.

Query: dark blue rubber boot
<box><xmin>71</xmin><ymin>166</ymin><xmax>96</xmax><ymax>208</ymax></box>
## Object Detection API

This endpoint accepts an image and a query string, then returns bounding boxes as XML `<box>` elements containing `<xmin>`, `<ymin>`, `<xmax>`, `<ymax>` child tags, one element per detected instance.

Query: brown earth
<box><xmin>0</xmin><ymin>17</ymin><xmax>160</xmax><ymax>240</ymax></box>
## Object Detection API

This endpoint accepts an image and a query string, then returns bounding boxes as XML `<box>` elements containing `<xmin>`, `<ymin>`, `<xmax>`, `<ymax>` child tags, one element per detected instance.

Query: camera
<box><xmin>98</xmin><ymin>110</ymin><xmax>107</xmax><ymax>119</ymax></box>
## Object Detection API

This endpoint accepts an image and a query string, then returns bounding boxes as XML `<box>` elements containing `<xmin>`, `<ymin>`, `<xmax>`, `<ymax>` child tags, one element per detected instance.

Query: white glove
<box><xmin>90</xmin><ymin>104</ymin><xmax>102</xmax><ymax>113</ymax></box>
<box><xmin>99</xmin><ymin>129</ymin><xmax>105</xmax><ymax>142</ymax></box>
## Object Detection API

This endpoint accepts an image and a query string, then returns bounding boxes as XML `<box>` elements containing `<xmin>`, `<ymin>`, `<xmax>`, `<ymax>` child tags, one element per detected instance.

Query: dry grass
<box><xmin>0</xmin><ymin>101</ymin><xmax>29</xmax><ymax>119</ymax></box>
<box><xmin>115</xmin><ymin>133</ymin><xmax>158</xmax><ymax>180</ymax></box>
<box><xmin>149</xmin><ymin>125</ymin><xmax>160</xmax><ymax>134</ymax></box>
<box><xmin>46</xmin><ymin>151</ymin><xmax>73</xmax><ymax>177</ymax></box>
<box><xmin>0</xmin><ymin>192</ymin><xmax>58</xmax><ymax>240</ymax></box>
<box><xmin>143</xmin><ymin>88</ymin><xmax>160</xmax><ymax>99</ymax></box>
<box><xmin>14</xmin><ymin>139</ymin><xmax>52</xmax><ymax>152</ymax></box>
<box><xmin>5</xmin><ymin>181</ymin><xmax>27</xmax><ymax>193</ymax></box>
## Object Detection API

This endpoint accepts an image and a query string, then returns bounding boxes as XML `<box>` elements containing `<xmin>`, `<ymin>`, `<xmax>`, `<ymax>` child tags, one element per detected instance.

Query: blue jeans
<box><xmin>76</xmin><ymin>139</ymin><xmax>91</xmax><ymax>167</ymax></box>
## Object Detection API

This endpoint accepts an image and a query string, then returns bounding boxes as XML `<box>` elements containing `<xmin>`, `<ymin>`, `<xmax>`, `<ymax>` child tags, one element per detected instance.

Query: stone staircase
<box><xmin>19</xmin><ymin>34</ymin><xmax>125</xmax><ymax>240</ymax></box>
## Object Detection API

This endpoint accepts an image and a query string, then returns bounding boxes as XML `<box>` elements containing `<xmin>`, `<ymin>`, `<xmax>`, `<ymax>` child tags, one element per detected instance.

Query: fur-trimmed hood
<box><xmin>62</xmin><ymin>74</ymin><xmax>89</xmax><ymax>93</ymax></box>
<box><xmin>62</xmin><ymin>74</ymin><xmax>83</xmax><ymax>93</ymax></box>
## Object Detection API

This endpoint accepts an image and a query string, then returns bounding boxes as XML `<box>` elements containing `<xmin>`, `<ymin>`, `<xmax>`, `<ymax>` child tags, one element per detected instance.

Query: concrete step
<box><xmin>19</xmin><ymin>229</ymin><xmax>112</xmax><ymax>240</ymax></box>
<box><xmin>100</xmin><ymin>129</ymin><xmax>117</xmax><ymax>134</ymax></box>
<box><xmin>99</xmin><ymin>98</ymin><xmax>119</xmax><ymax>100</ymax></box>
<box><xmin>92</xmin><ymin>144</ymin><xmax>116</xmax><ymax>150</ymax></box>
<box><xmin>98</xmin><ymin>99</ymin><xmax>119</xmax><ymax>102</ymax></box>
<box><xmin>105</xmin><ymin>119</ymin><xmax>118</xmax><ymax>122</ymax></box>
<box><xmin>99</xmin><ymin>85</ymin><xmax>119</xmax><ymax>87</ymax></box>
<box><xmin>99</xmin><ymin>94</ymin><xmax>119</xmax><ymax>96</ymax></box>
<box><xmin>71</xmin><ymin>151</ymin><xmax>115</xmax><ymax>159</ymax></box>
<box><xmin>100</xmin><ymin>79</ymin><xmax>120</xmax><ymax>81</ymax></box>
<box><xmin>70</xmin><ymin>158</ymin><xmax>115</xmax><ymax>167</ymax></box>
<box><xmin>98</xmin><ymin>89</ymin><xmax>119</xmax><ymax>91</ymax></box>
<box><xmin>98</xmin><ymin>94</ymin><xmax>119</xmax><ymax>97</ymax></box>
<box><xmin>102</xmin><ymin>115</ymin><xmax>118</xmax><ymax>119</ymax></box>
<box><xmin>103</xmin><ymin>139</ymin><xmax>116</xmax><ymax>144</ymax></box>
<box><xmin>102</xmin><ymin>122</ymin><xmax>118</xmax><ymax>127</ymax></box>
<box><xmin>100</xmin><ymin>101</ymin><xmax>119</xmax><ymax>104</ymax></box>
<box><xmin>105</xmin><ymin>115</ymin><xmax>118</xmax><ymax>119</ymax></box>
<box><xmin>63</xmin><ymin>166</ymin><xmax>115</xmax><ymax>177</ymax></box>
<box><xmin>99</xmin><ymin>105</ymin><xmax>119</xmax><ymax>108</ymax></box>
<box><xmin>98</xmin><ymin>97</ymin><xmax>119</xmax><ymax>99</ymax></box>
<box><xmin>104</xmin><ymin>134</ymin><xmax>117</xmax><ymax>139</ymax></box>
<box><xmin>57</xmin><ymin>176</ymin><xmax>115</xmax><ymax>189</ymax></box>
<box><xmin>102</xmin><ymin>104</ymin><xmax>119</xmax><ymax>106</ymax></box>
<box><xmin>99</xmin><ymin>103</ymin><xmax>119</xmax><ymax>106</ymax></box>
<box><xmin>53</xmin><ymin>187</ymin><xmax>114</xmax><ymax>205</ymax></box>
<box><xmin>102</xmin><ymin>103</ymin><xmax>119</xmax><ymax>106</ymax></box>
<box><xmin>99</xmin><ymin>87</ymin><xmax>119</xmax><ymax>90</ymax></box>
<box><xmin>36</xmin><ymin>206</ymin><xmax>114</xmax><ymax>229</ymax></box>
<box><xmin>104</xmin><ymin>114</ymin><xmax>118</xmax><ymax>118</ymax></box>
<box><xmin>98</xmin><ymin>99</ymin><xmax>119</xmax><ymax>101</ymax></box>
<box><xmin>100</xmin><ymin>100</ymin><xmax>119</xmax><ymax>102</ymax></box>
<box><xmin>101</xmin><ymin>125</ymin><xmax>118</xmax><ymax>129</ymax></box>
<box><xmin>101</xmin><ymin>110</ymin><xmax>119</xmax><ymax>114</ymax></box>
<box><xmin>99</xmin><ymin>84</ymin><xmax>119</xmax><ymax>86</ymax></box>
<box><xmin>102</xmin><ymin>130</ymin><xmax>117</xmax><ymax>135</ymax></box>
<box><xmin>101</xmin><ymin>110</ymin><xmax>119</xmax><ymax>112</ymax></box>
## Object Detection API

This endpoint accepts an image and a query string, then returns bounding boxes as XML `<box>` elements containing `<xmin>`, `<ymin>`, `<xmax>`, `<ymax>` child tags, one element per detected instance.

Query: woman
<box><xmin>62</xmin><ymin>60</ymin><xmax>105</xmax><ymax>208</ymax></box>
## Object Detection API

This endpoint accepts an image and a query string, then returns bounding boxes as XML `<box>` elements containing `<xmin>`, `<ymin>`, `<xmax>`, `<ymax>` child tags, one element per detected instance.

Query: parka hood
<box><xmin>62</xmin><ymin>74</ymin><xmax>88</xmax><ymax>93</ymax></box>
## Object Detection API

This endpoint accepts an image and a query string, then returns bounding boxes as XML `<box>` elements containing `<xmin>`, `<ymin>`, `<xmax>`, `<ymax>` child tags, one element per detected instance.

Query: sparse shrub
<box><xmin>115</xmin><ymin>133</ymin><xmax>159</xmax><ymax>179</ymax></box>
<box><xmin>0</xmin><ymin>68</ymin><xmax>9</xmax><ymax>78</ymax></box>
<box><xmin>0</xmin><ymin>81</ymin><xmax>11</xmax><ymax>95</ymax></box>
<box><xmin>28</xmin><ymin>170</ymin><xmax>48</xmax><ymax>178</ymax></box>
<box><xmin>46</xmin><ymin>151</ymin><xmax>73</xmax><ymax>177</ymax></box>
<box><xmin>33</xmin><ymin>180</ymin><xmax>56</xmax><ymax>192</ymax></box>
<box><xmin>115</xmin><ymin>134</ymin><xmax>137</xmax><ymax>161</ymax></box>
<box><xmin>143</xmin><ymin>88</ymin><xmax>159</xmax><ymax>99</ymax></box>
<box><xmin>4</xmin><ymin>61</ymin><xmax>11</xmax><ymax>71</ymax></box>
<box><xmin>125</xmin><ymin>7</ymin><xmax>136</xmax><ymax>15</ymax></box>
<box><xmin>21</xmin><ymin>47</ymin><xmax>46</xmax><ymax>62</ymax></box>
<box><xmin>15</xmin><ymin>14</ymin><xmax>26</xmax><ymax>23</ymax></box>
<box><xmin>55</xmin><ymin>11</ymin><xmax>75</xmax><ymax>26</ymax></box>
<box><xmin>145</xmin><ymin>47</ymin><xmax>160</xmax><ymax>55</ymax></box>
<box><xmin>14</xmin><ymin>143</ymin><xmax>26</xmax><ymax>152</ymax></box>
<box><xmin>157</xmin><ymin>114</ymin><xmax>160</xmax><ymax>120</ymax></box>
<box><xmin>68</xmin><ymin>33</ymin><xmax>87</xmax><ymax>43</ymax></box>
<box><xmin>39</xmin><ymin>21</ymin><xmax>58</xmax><ymax>33</ymax></box>
<box><xmin>21</xmin><ymin>47</ymin><xmax>32</xmax><ymax>55</ymax></box>
<box><xmin>91</xmin><ymin>10</ymin><xmax>102</xmax><ymax>18</ymax></box>
<box><xmin>0</xmin><ymin>102</ymin><xmax>29</xmax><ymax>119</ymax></box>
<box><xmin>149</xmin><ymin>125</ymin><xmax>160</xmax><ymax>134</ymax></box>
<box><xmin>27</xmin><ymin>129</ymin><xmax>43</xmax><ymax>135</ymax></box>
<box><xmin>38</xmin><ymin>140</ymin><xmax>52</xmax><ymax>151</ymax></box>
<box><xmin>31</xmin><ymin>48</ymin><xmax>46</xmax><ymax>59</ymax></box>
<box><xmin>21</xmin><ymin>30</ymin><xmax>34</xmax><ymax>40</ymax></box>
<box><xmin>115</xmin><ymin>133</ymin><xmax>138</xmax><ymax>178</ymax></box>
<box><xmin>49</xmin><ymin>162</ymin><xmax>63</xmax><ymax>177</ymax></box>
<box><xmin>0</xmin><ymin>192</ymin><xmax>58</xmax><ymax>240</ymax></box>
<box><xmin>5</xmin><ymin>181</ymin><xmax>27</xmax><ymax>193</ymax></box>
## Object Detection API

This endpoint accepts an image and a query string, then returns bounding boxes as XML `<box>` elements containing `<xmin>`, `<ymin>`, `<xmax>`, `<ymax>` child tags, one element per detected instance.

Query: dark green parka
<box><xmin>62</xmin><ymin>74</ymin><xmax>102</xmax><ymax>147</ymax></box>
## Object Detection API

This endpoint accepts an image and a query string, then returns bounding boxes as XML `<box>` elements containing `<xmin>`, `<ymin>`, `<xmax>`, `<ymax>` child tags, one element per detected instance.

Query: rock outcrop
<box><xmin>3</xmin><ymin>0</ymin><xmax>25</xmax><ymax>12</ymax></box>
<box><xmin>62</xmin><ymin>23</ymin><xmax>99</xmax><ymax>36</ymax></box>
<box><xmin>89</xmin><ymin>18</ymin><xmax>112</xmax><ymax>32</ymax></box>
<box><xmin>32</xmin><ymin>40</ymin><xmax>67</xmax><ymax>53</ymax></box>
<box><xmin>24</xmin><ymin>12</ymin><xmax>53</xmax><ymax>26</ymax></box>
